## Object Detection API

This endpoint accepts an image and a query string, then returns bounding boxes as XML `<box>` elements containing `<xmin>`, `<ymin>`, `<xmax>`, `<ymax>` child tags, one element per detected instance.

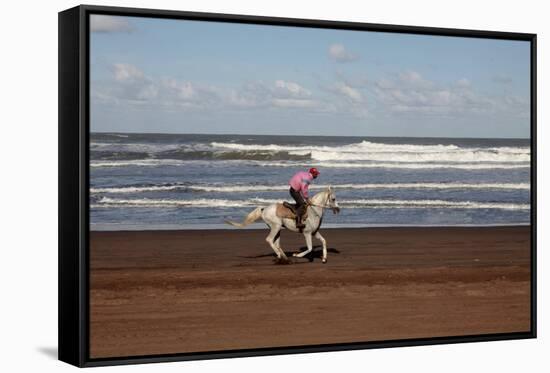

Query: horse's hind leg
<box><xmin>274</xmin><ymin>233</ymin><xmax>284</xmax><ymax>256</ymax></box>
<box><xmin>315</xmin><ymin>231</ymin><xmax>328</xmax><ymax>263</ymax></box>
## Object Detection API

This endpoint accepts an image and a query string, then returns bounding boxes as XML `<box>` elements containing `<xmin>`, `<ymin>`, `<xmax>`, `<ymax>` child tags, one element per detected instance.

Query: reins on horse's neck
<box><xmin>308</xmin><ymin>192</ymin><xmax>331</xmax><ymax>210</ymax></box>
<box><xmin>308</xmin><ymin>201</ymin><xmax>328</xmax><ymax>208</ymax></box>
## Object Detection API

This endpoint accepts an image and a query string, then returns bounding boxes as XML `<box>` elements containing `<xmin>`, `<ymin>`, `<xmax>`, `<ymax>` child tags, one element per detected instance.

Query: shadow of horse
<box><xmin>240</xmin><ymin>245</ymin><xmax>341</xmax><ymax>263</ymax></box>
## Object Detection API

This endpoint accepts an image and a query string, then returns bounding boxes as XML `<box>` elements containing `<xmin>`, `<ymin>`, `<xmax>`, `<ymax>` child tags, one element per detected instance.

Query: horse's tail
<box><xmin>225</xmin><ymin>207</ymin><xmax>264</xmax><ymax>228</ymax></box>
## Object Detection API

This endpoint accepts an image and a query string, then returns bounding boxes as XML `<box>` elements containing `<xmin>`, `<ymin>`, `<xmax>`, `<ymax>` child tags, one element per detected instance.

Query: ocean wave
<box><xmin>93</xmin><ymin>196</ymin><xmax>530</xmax><ymax>211</ymax></box>
<box><xmin>90</xmin><ymin>182</ymin><xmax>530</xmax><ymax>194</ymax></box>
<box><xmin>90</xmin><ymin>139</ymin><xmax>530</xmax><ymax>164</ymax></box>
<box><xmin>156</xmin><ymin>149</ymin><xmax>310</xmax><ymax>161</ymax></box>
<box><xmin>90</xmin><ymin>159</ymin><xmax>188</xmax><ymax>168</ymax></box>
<box><xmin>91</xmin><ymin>184</ymin><xmax>189</xmax><ymax>193</ymax></box>
<box><xmin>90</xmin><ymin>142</ymin><xmax>181</xmax><ymax>153</ymax></box>
<box><xmin>211</xmin><ymin>140</ymin><xmax>530</xmax><ymax>163</ymax></box>
<box><xmin>210</xmin><ymin>140</ymin><xmax>460</xmax><ymax>153</ymax></box>
<box><xmin>94</xmin><ymin>197</ymin><xmax>254</xmax><ymax>208</ymax></box>
<box><xmin>258</xmin><ymin>161</ymin><xmax>529</xmax><ymax>170</ymax></box>
<box><xmin>340</xmin><ymin>199</ymin><xmax>530</xmax><ymax>210</ymax></box>
<box><xmin>308</xmin><ymin>149</ymin><xmax>529</xmax><ymax>163</ymax></box>
<box><xmin>90</xmin><ymin>150</ymin><xmax>151</xmax><ymax>161</ymax></box>
<box><xmin>90</xmin><ymin>158</ymin><xmax>530</xmax><ymax>170</ymax></box>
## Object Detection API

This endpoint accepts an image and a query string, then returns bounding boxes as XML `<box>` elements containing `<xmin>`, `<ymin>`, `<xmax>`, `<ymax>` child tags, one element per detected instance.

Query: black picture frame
<box><xmin>59</xmin><ymin>4</ymin><xmax>537</xmax><ymax>367</ymax></box>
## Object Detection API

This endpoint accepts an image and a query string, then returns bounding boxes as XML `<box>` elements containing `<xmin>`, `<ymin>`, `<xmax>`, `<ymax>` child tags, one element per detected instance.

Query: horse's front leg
<box><xmin>293</xmin><ymin>233</ymin><xmax>313</xmax><ymax>258</ymax></box>
<box><xmin>315</xmin><ymin>231</ymin><xmax>328</xmax><ymax>263</ymax></box>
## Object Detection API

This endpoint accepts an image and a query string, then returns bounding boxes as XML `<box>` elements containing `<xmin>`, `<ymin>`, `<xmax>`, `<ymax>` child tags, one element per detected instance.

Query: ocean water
<box><xmin>89</xmin><ymin>133</ymin><xmax>531</xmax><ymax>230</ymax></box>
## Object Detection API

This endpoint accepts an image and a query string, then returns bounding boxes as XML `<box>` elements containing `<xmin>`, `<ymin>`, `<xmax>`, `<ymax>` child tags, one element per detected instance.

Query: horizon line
<box><xmin>89</xmin><ymin>131</ymin><xmax>530</xmax><ymax>141</ymax></box>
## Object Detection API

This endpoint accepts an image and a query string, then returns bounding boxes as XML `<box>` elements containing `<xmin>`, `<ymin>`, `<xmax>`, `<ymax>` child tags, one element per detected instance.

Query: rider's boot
<box><xmin>296</xmin><ymin>208</ymin><xmax>306</xmax><ymax>231</ymax></box>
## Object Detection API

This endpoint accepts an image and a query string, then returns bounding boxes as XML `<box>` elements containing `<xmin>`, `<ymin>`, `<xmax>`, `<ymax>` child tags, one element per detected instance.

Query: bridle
<box><xmin>306</xmin><ymin>194</ymin><xmax>340</xmax><ymax>215</ymax></box>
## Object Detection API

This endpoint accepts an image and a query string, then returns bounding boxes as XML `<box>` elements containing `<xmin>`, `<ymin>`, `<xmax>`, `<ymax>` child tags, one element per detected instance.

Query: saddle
<box><xmin>276</xmin><ymin>202</ymin><xmax>308</xmax><ymax>221</ymax></box>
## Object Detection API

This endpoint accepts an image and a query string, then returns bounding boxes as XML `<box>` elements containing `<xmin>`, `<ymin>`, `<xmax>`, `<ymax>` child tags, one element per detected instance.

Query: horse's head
<box><xmin>326</xmin><ymin>186</ymin><xmax>340</xmax><ymax>214</ymax></box>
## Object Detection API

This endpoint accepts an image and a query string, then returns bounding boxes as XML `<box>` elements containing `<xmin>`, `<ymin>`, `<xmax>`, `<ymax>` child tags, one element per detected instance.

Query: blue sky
<box><xmin>90</xmin><ymin>14</ymin><xmax>531</xmax><ymax>138</ymax></box>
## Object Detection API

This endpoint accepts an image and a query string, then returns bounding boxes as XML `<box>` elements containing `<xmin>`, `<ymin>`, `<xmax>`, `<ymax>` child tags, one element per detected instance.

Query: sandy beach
<box><xmin>89</xmin><ymin>226</ymin><xmax>531</xmax><ymax>358</ymax></box>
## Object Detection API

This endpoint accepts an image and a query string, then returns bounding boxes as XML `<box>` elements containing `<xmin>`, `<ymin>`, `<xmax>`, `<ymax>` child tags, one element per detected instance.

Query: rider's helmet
<box><xmin>309</xmin><ymin>167</ymin><xmax>320</xmax><ymax>177</ymax></box>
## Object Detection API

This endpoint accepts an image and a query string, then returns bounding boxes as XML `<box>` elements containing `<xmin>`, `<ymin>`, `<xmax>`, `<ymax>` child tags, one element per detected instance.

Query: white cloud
<box><xmin>456</xmin><ymin>78</ymin><xmax>471</xmax><ymax>88</ymax></box>
<box><xmin>160</xmin><ymin>79</ymin><xmax>224</xmax><ymax>109</ymax></box>
<box><xmin>335</xmin><ymin>83</ymin><xmax>363</xmax><ymax>103</ymax></box>
<box><xmin>274</xmin><ymin>80</ymin><xmax>311</xmax><ymax>97</ymax></box>
<box><xmin>90</xmin><ymin>15</ymin><xmax>132</xmax><ymax>33</ymax></box>
<box><xmin>335</xmin><ymin>70</ymin><xmax>368</xmax><ymax>89</ymax></box>
<box><xmin>398</xmin><ymin>70</ymin><xmax>433</xmax><ymax>89</ymax></box>
<box><xmin>94</xmin><ymin>63</ymin><xmax>527</xmax><ymax>122</ymax></box>
<box><xmin>113</xmin><ymin>63</ymin><xmax>144</xmax><ymax>81</ymax></box>
<box><xmin>135</xmin><ymin>83</ymin><xmax>159</xmax><ymax>101</ymax></box>
<box><xmin>272</xmin><ymin>98</ymin><xmax>317</xmax><ymax>108</ymax></box>
<box><xmin>163</xmin><ymin>79</ymin><xmax>196</xmax><ymax>100</ymax></box>
<box><xmin>376</xmin><ymin>73</ymin><xmax>457</xmax><ymax>113</ymax></box>
<box><xmin>399</xmin><ymin>70</ymin><xmax>422</xmax><ymax>83</ymax></box>
<box><xmin>321</xmin><ymin>76</ymin><xmax>368</xmax><ymax>118</ymax></box>
<box><xmin>328</xmin><ymin>44</ymin><xmax>358</xmax><ymax>62</ymax></box>
<box><xmin>94</xmin><ymin>67</ymin><xmax>321</xmax><ymax>112</ymax></box>
<box><xmin>96</xmin><ymin>63</ymin><xmax>158</xmax><ymax>104</ymax></box>
<box><xmin>226</xmin><ymin>89</ymin><xmax>260</xmax><ymax>108</ymax></box>
<box><xmin>225</xmin><ymin>83</ymin><xmax>267</xmax><ymax>108</ymax></box>
<box><xmin>376</xmin><ymin>86</ymin><xmax>468</xmax><ymax>114</ymax></box>
<box><xmin>376</xmin><ymin>78</ymin><xmax>395</xmax><ymax>90</ymax></box>
<box><xmin>240</xmin><ymin>80</ymin><xmax>317</xmax><ymax>109</ymax></box>
<box><xmin>373</xmin><ymin>70</ymin><xmax>527</xmax><ymax>117</ymax></box>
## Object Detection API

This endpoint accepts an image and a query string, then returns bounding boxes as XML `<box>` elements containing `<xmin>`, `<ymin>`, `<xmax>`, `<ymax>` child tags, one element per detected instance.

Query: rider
<box><xmin>288</xmin><ymin>167</ymin><xmax>320</xmax><ymax>229</ymax></box>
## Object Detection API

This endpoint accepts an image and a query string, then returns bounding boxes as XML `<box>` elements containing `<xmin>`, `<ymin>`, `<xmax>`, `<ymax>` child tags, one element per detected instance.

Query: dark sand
<box><xmin>89</xmin><ymin>226</ymin><xmax>531</xmax><ymax>358</ymax></box>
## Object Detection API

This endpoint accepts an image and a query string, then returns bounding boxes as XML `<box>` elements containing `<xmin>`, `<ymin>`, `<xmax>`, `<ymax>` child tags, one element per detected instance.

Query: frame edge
<box><xmin>58</xmin><ymin>5</ymin><xmax>86</xmax><ymax>368</ymax></box>
<box><xmin>58</xmin><ymin>4</ymin><xmax>537</xmax><ymax>367</ymax></box>
<box><xmin>530</xmin><ymin>33</ymin><xmax>537</xmax><ymax>338</ymax></box>
<box><xmin>79</xmin><ymin>3</ymin><xmax>536</xmax><ymax>40</ymax></box>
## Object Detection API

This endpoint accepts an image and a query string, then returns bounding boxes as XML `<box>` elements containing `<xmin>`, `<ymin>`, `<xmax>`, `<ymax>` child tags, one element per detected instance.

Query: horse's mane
<box><xmin>311</xmin><ymin>187</ymin><xmax>332</xmax><ymax>204</ymax></box>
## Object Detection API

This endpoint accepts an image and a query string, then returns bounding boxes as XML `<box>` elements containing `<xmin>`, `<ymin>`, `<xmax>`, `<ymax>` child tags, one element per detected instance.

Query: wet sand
<box><xmin>89</xmin><ymin>226</ymin><xmax>531</xmax><ymax>358</ymax></box>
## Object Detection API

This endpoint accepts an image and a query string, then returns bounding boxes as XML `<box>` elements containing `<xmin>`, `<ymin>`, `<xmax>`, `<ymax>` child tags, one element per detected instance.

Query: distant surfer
<box><xmin>288</xmin><ymin>168</ymin><xmax>320</xmax><ymax>229</ymax></box>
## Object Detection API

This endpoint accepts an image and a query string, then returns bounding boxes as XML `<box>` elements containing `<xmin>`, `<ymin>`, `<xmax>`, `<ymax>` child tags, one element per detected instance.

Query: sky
<box><xmin>90</xmin><ymin>14</ymin><xmax>531</xmax><ymax>138</ymax></box>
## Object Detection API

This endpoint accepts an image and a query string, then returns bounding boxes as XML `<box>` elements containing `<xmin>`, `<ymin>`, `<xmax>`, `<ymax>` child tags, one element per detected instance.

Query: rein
<box><xmin>307</xmin><ymin>201</ymin><xmax>329</xmax><ymax>209</ymax></box>
<box><xmin>306</xmin><ymin>196</ymin><xmax>339</xmax><ymax>214</ymax></box>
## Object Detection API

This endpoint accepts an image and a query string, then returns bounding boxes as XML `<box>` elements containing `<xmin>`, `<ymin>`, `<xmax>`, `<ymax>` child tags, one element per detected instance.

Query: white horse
<box><xmin>225</xmin><ymin>187</ymin><xmax>340</xmax><ymax>264</ymax></box>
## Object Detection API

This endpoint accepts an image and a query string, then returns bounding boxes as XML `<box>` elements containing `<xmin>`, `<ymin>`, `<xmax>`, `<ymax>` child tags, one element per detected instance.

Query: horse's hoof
<box><xmin>274</xmin><ymin>257</ymin><xmax>291</xmax><ymax>265</ymax></box>
<box><xmin>292</xmin><ymin>252</ymin><xmax>300</xmax><ymax>257</ymax></box>
<box><xmin>322</xmin><ymin>258</ymin><xmax>327</xmax><ymax>264</ymax></box>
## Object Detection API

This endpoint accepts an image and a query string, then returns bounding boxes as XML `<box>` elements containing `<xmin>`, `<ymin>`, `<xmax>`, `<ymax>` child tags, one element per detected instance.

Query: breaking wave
<box><xmin>256</xmin><ymin>161</ymin><xmax>529</xmax><ymax>170</ymax></box>
<box><xmin>90</xmin><ymin>140</ymin><xmax>530</xmax><ymax>166</ymax></box>
<box><xmin>90</xmin><ymin>159</ymin><xmax>529</xmax><ymax>170</ymax></box>
<box><xmin>156</xmin><ymin>149</ymin><xmax>310</xmax><ymax>161</ymax></box>
<box><xmin>93</xmin><ymin>196</ymin><xmax>529</xmax><ymax>211</ymax></box>
<box><xmin>90</xmin><ymin>182</ymin><xmax>530</xmax><ymax>194</ymax></box>
<box><xmin>210</xmin><ymin>140</ymin><xmax>530</xmax><ymax>163</ymax></box>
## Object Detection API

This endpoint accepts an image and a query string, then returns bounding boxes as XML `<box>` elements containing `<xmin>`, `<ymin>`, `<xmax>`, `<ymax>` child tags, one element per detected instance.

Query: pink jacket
<box><xmin>289</xmin><ymin>171</ymin><xmax>314</xmax><ymax>198</ymax></box>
